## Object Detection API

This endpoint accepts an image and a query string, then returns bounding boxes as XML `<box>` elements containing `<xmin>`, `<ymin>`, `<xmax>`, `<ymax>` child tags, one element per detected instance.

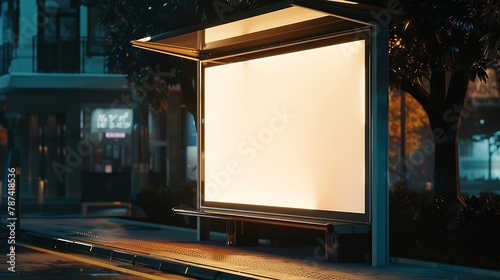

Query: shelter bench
<box><xmin>172</xmin><ymin>207</ymin><xmax>370</xmax><ymax>262</ymax></box>
<box><xmin>81</xmin><ymin>201</ymin><xmax>132</xmax><ymax>216</ymax></box>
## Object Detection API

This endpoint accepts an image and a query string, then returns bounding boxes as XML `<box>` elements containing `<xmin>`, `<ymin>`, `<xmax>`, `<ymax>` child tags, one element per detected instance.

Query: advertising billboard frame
<box><xmin>198</xmin><ymin>31</ymin><xmax>372</xmax><ymax>225</ymax></box>
<box><xmin>131</xmin><ymin>0</ymin><xmax>390</xmax><ymax>266</ymax></box>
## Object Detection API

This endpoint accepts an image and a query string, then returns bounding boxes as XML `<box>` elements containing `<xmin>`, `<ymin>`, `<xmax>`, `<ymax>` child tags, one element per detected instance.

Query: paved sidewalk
<box><xmin>16</xmin><ymin>216</ymin><xmax>500</xmax><ymax>280</ymax></box>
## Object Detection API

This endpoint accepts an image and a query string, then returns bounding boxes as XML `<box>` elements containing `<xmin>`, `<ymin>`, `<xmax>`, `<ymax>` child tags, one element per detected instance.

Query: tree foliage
<box><xmin>95</xmin><ymin>0</ymin><xmax>199</xmax><ymax>112</ymax></box>
<box><xmin>389</xmin><ymin>0</ymin><xmax>490</xmax><ymax>89</ymax></box>
<box><xmin>388</xmin><ymin>90</ymin><xmax>430</xmax><ymax>158</ymax></box>
<box><xmin>481</xmin><ymin>0</ymin><xmax>500</xmax><ymax>59</ymax></box>
<box><xmin>389</xmin><ymin>88</ymin><xmax>431</xmax><ymax>187</ymax></box>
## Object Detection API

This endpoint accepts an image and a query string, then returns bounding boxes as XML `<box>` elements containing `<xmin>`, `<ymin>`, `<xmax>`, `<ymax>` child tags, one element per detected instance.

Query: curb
<box><xmin>20</xmin><ymin>230</ymin><xmax>272</xmax><ymax>280</ymax></box>
<box><xmin>390</xmin><ymin>257</ymin><xmax>500</xmax><ymax>279</ymax></box>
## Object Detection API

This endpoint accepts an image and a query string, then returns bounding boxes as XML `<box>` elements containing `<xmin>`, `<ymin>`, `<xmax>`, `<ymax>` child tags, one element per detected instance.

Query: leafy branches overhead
<box><xmin>96</xmin><ymin>0</ymin><xmax>268</xmax><ymax>112</ymax></box>
<box><xmin>481</xmin><ymin>0</ymin><xmax>500</xmax><ymax>59</ymax></box>
<box><xmin>98</xmin><ymin>0</ymin><xmax>199</xmax><ymax>112</ymax></box>
<box><xmin>389</xmin><ymin>0</ymin><xmax>491</xmax><ymax>91</ymax></box>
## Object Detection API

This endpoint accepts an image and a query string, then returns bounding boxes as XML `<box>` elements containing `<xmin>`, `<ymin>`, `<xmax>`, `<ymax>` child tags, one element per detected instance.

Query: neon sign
<box><xmin>90</xmin><ymin>108</ymin><xmax>133</xmax><ymax>133</ymax></box>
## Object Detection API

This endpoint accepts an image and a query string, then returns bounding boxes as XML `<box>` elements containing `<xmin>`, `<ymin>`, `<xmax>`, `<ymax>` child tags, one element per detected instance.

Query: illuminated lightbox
<box><xmin>90</xmin><ymin>108</ymin><xmax>133</xmax><ymax>133</ymax></box>
<box><xmin>202</xmin><ymin>38</ymin><xmax>368</xmax><ymax>221</ymax></box>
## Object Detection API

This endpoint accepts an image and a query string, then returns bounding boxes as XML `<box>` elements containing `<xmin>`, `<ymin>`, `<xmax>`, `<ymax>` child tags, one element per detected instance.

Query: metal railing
<box><xmin>0</xmin><ymin>43</ymin><xmax>14</xmax><ymax>76</ymax></box>
<box><xmin>32</xmin><ymin>36</ymin><xmax>118</xmax><ymax>74</ymax></box>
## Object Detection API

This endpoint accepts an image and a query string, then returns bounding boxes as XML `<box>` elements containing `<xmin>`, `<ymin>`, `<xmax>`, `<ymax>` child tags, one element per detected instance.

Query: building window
<box><xmin>87</xmin><ymin>4</ymin><xmax>107</xmax><ymax>56</ymax></box>
<box><xmin>459</xmin><ymin>139</ymin><xmax>473</xmax><ymax>157</ymax></box>
<box><xmin>37</xmin><ymin>0</ymin><xmax>80</xmax><ymax>73</ymax></box>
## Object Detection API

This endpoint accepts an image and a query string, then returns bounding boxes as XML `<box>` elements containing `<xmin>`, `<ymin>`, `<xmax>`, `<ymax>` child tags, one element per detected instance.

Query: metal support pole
<box><xmin>226</xmin><ymin>220</ymin><xmax>237</xmax><ymax>246</ymax></box>
<box><xmin>371</xmin><ymin>25</ymin><xmax>390</xmax><ymax>267</ymax></box>
<box><xmin>38</xmin><ymin>178</ymin><xmax>44</xmax><ymax>205</ymax></box>
<box><xmin>196</xmin><ymin>29</ymin><xmax>210</xmax><ymax>241</ymax></box>
<box><xmin>324</xmin><ymin>224</ymin><xmax>337</xmax><ymax>262</ymax></box>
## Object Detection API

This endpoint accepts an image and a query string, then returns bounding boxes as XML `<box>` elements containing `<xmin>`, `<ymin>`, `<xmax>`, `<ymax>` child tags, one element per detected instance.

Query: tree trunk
<box><xmin>488</xmin><ymin>138</ymin><xmax>493</xmax><ymax>180</ymax></box>
<box><xmin>426</xmin><ymin>70</ymin><xmax>469</xmax><ymax>205</ymax></box>
<box><xmin>430</xmin><ymin>119</ymin><xmax>461</xmax><ymax>202</ymax></box>
<box><xmin>401</xmin><ymin>69</ymin><xmax>469</xmax><ymax>205</ymax></box>
<box><xmin>428</xmin><ymin>112</ymin><xmax>466</xmax><ymax>205</ymax></box>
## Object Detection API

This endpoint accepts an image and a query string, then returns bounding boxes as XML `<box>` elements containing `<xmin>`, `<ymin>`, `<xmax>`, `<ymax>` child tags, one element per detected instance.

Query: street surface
<box><xmin>0</xmin><ymin>241</ymin><xmax>195</xmax><ymax>279</ymax></box>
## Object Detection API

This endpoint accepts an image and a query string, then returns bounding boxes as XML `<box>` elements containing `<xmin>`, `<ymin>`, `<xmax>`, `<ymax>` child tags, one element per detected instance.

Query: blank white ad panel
<box><xmin>204</xmin><ymin>39</ymin><xmax>366</xmax><ymax>214</ymax></box>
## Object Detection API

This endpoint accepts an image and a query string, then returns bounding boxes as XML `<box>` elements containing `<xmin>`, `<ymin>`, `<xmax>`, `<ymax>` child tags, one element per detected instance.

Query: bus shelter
<box><xmin>132</xmin><ymin>0</ymin><xmax>390</xmax><ymax>266</ymax></box>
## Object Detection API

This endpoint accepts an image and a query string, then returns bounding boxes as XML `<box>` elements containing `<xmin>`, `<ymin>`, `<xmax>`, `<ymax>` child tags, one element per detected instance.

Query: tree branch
<box><xmin>399</xmin><ymin>79</ymin><xmax>432</xmax><ymax>118</ymax></box>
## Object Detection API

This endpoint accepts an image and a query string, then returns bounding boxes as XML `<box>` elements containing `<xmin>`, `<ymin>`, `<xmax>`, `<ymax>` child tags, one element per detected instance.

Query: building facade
<box><xmin>0</xmin><ymin>0</ymin><xmax>190</xmax><ymax>205</ymax></box>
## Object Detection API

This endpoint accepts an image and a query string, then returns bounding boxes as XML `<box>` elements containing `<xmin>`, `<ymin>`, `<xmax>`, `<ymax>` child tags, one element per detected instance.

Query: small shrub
<box><xmin>390</xmin><ymin>188</ymin><xmax>500</xmax><ymax>270</ymax></box>
<box><xmin>389</xmin><ymin>184</ymin><xmax>422</xmax><ymax>256</ymax></box>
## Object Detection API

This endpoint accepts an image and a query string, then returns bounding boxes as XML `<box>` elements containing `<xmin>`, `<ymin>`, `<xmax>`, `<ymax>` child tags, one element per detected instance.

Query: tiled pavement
<box><xmin>15</xmin><ymin>214</ymin><xmax>500</xmax><ymax>280</ymax></box>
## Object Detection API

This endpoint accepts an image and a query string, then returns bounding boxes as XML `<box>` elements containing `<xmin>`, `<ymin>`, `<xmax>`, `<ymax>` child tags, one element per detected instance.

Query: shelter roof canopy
<box><xmin>131</xmin><ymin>0</ymin><xmax>388</xmax><ymax>62</ymax></box>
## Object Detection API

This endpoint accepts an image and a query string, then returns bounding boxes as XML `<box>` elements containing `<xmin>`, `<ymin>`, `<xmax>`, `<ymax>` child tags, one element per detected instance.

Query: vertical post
<box><xmin>324</xmin><ymin>225</ymin><xmax>336</xmax><ymax>262</ymax></box>
<box><xmin>196</xmin><ymin>30</ymin><xmax>210</xmax><ymax>241</ymax></box>
<box><xmin>488</xmin><ymin>138</ymin><xmax>493</xmax><ymax>180</ymax></box>
<box><xmin>400</xmin><ymin>91</ymin><xmax>406</xmax><ymax>184</ymax></box>
<box><xmin>38</xmin><ymin>178</ymin><xmax>44</xmax><ymax>205</ymax></box>
<box><xmin>226</xmin><ymin>220</ymin><xmax>237</xmax><ymax>245</ymax></box>
<box><xmin>132</xmin><ymin>105</ymin><xmax>149</xmax><ymax>199</ymax></box>
<box><xmin>371</xmin><ymin>25</ymin><xmax>389</xmax><ymax>267</ymax></box>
